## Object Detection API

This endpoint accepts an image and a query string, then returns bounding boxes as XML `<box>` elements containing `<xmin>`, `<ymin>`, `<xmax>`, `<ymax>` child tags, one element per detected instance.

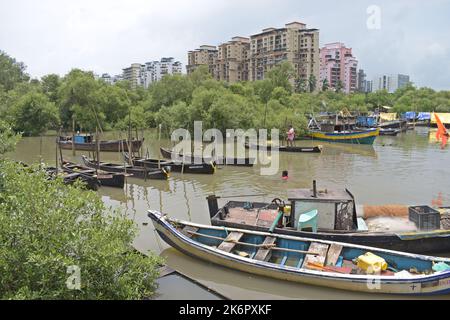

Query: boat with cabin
<box><xmin>207</xmin><ymin>182</ymin><xmax>450</xmax><ymax>254</ymax></box>
<box><xmin>308</xmin><ymin>113</ymin><xmax>380</xmax><ymax>145</ymax></box>
<box><xmin>58</xmin><ymin>134</ymin><xmax>143</xmax><ymax>152</ymax></box>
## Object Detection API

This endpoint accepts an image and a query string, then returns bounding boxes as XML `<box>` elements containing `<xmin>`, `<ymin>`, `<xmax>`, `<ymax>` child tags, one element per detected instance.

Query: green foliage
<box><xmin>0</xmin><ymin>51</ymin><xmax>29</xmax><ymax>91</ymax></box>
<box><xmin>148</xmin><ymin>74</ymin><xmax>194</xmax><ymax>112</ymax></box>
<box><xmin>12</xmin><ymin>92</ymin><xmax>59</xmax><ymax>136</ymax></box>
<box><xmin>0</xmin><ymin>121</ymin><xmax>21</xmax><ymax>155</ymax></box>
<box><xmin>0</xmin><ymin>161</ymin><xmax>162</xmax><ymax>299</ymax></box>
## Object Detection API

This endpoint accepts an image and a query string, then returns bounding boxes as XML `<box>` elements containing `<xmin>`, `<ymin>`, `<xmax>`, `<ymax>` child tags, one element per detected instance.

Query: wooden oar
<box><xmin>186</xmin><ymin>230</ymin><xmax>319</xmax><ymax>256</ymax></box>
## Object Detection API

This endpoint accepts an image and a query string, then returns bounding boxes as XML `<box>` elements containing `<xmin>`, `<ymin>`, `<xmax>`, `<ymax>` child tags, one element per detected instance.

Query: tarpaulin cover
<box><xmin>417</xmin><ymin>112</ymin><xmax>431</xmax><ymax>121</ymax></box>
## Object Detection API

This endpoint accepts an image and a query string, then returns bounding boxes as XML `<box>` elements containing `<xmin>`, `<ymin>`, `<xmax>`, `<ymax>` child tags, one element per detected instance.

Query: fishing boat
<box><xmin>160</xmin><ymin>147</ymin><xmax>255</xmax><ymax>167</ymax></box>
<box><xmin>149</xmin><ymin>210</ymin><xmax>450</xmax><ymax>295</ymax></box>
<box><xmin>379</xmin><ymin>128</ymin><xmax>401</xmax><ymax>136</ymax></box>
<box><xmin>58</xmin><ymin>134</ymin><xmax>143</xmax><ymax>152</ymax></box>
<box><xmin>207</xmin><ymin>184</ymin><xmax>450</xmax><ymax>254</ymax></box>
<box><xmin>245</xmin><ymin>143</ymin><xmax>322</xmax><ymax>153</ymax></box>
<box><xmin>62</xmin><ymin>160</ymin><xmax>127</xmax><ymax>188</ymax></box>
<box><xmin>309</xmin><ymin>128</ymin><xmax>380</xmax><ymax>145</ymax></box>
<box><xmin>308</xmin><ymin>114</ymin><xmax>379</xmax><ymax>145</ymax></box>
<box><xmin>123</xmin><ymin>153</ymin><xmax>216</xmax><ymax>174</ymax></box>
<box><xmin>81</xmin><ymin>155</ymin><xmax>169</xmax><ymax>180</ymax></box>
<box><xmin>45</xmin><ymin>167</ymin><xmax>100</xmax><ymax>190</ymax></box>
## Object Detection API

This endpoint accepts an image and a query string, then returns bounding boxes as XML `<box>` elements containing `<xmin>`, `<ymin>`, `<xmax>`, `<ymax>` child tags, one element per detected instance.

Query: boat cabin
<box><xmin>308</xmin><ymin>113</ymin><xmax>357</xmax><ymax>133</ymax></box>
<box><xmin>59</xmin><ymin>134</ymin><xmax>94</xmax><ymax>144</ymax></box>
<box><xmin>287</xmin><ymin>188</ymin><xmax>358</xmax><ymax>232</ymax></box>
<box><xmin>208</xmin><ymin>185</ymin><xmax>364</xmax><ymax>234</ymax></box>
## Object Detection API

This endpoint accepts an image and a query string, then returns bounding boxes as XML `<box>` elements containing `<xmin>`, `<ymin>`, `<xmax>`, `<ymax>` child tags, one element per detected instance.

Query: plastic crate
<box><xmin>408</xmin><ymin>206</ymin><xmax>440</xmax><ymax>230</ymax></box>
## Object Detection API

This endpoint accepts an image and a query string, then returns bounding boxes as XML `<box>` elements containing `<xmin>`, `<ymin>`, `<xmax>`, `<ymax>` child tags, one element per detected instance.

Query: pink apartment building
<box><xmin>319</xmin><ymin>42</ymin><xmax>358</xmax><ymax>93</ymax></box>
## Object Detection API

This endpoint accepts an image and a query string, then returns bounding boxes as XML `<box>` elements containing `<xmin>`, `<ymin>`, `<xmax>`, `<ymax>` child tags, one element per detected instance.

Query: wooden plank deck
<box><xmin>254</xmin><ymin>236</ymin><xmax>277</xmax><ymax>261</ymax></box>
<box><xmin>325</xmin><ymin>243</ymin><xmax>343</xmax><ymax>267</ymax></box>
<box><xmin>181</xmin><ymin>225</ymin><xmax>199</xmax><ymax>238</ymax></box>
<box><xmin>302</xmin><ymin>242</ymin><xmax>330</xmax><ymax>269</ymax></box>
<box><xmin>217</xmin><ymin>232</ymin><xmax>244</xmax><ymax>253</ymax></box>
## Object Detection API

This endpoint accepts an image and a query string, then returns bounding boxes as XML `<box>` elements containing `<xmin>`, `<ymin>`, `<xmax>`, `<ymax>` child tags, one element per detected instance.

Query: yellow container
<box><xmin>284</xmin><ymin>205</ymin><xmax>291</xmax><ymax>217</ymax></box>
<box><xmin>357</xmin><ymin>252</ymin><xmax>388</xmax><ymax>274</ymax></box>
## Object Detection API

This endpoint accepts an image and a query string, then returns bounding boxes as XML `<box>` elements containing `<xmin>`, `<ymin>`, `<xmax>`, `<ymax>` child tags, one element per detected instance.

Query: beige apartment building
<box><xmin>187</xmin><ymin>45</ymin><xmax>218</xmax><ymax>75</ymax></box>
<box><xmin>249</xmin><ymin>22</ymin><xmax>319</xmax><ymax>85</ymax></box>
<box><xmin>187</xmin><ymin>22</ymin><xmax>320</xmax><ymax>87</ymax></box>
<box><xmin>215</xmin><ymin>37</ymin><xmax>250</xmax><ymax>82</ymax></box>
<box><xmin>122</xmin><ymin>63</ymin><xmax>143</xmax><ymax>88</ymax></box>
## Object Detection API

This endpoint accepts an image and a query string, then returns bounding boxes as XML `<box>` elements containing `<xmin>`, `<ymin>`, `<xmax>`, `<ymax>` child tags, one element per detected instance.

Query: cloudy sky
<box><xmin>0</xmin><ymin>0</ymin><xmax>449</xmax><ymax>89</ymax></box>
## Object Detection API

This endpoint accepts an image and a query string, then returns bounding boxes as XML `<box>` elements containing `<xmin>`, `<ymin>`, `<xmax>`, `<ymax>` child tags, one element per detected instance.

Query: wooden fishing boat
<box><xmin>58</xmin><ymin>135</ymin><xmax>143</xmax><ymax>152</ymax></box>
<box><xmin>149</xmin><ymin>210</ymin><xmax>450</xmax><ymax>295</ymax></box>
<box><xmin>45</xmin><ymin>167</ymin><xmax>100</xmax><ymax>191</ymax></box>
<box><xmin>123</xmin><ymin>153</ymin><xmax>216</xmax><ymax>174</ymax></box>
<box><xmin>245</xmin><ymin>143</ymin><xmax>322</xmax><ymax>153</ymax></box>
<box><xmin>81</xmin><ymin>155</ymin><xmax>169</xmax><ymax>180</ymax></box>
<box><xmin>309</xmin><ymin>128</ymin><xmax>380</xmax><ymax>145</ymax></box>
<box><xmin>160</xmin><ymin>147</ymin><xmax>255</xmax><ymax>167</ymax></box>
<box><xmin>379</xmin><ymin>128</ymin><xmax>401</xmax><ymax>136</ymax></box>
<box><xmin>62</xmin><ymin>160</ymin><xmax>127</xmax><ymax>188</ymax></box>
<box><xmin>207</xmin><ymin>186</ymin><xmax>450</xmax><ymax>254</ymax></box>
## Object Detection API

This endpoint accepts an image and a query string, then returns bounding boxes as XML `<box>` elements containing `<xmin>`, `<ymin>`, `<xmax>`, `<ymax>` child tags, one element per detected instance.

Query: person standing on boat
<box><xmin>287</xmin><ymin>125</ymin><xmax>295</xmax><ymax>147</ymax></box>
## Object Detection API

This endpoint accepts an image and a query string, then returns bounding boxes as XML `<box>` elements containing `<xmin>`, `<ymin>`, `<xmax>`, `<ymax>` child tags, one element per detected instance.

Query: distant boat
<box><xmin>245</xmin><ymin>143</ymin><xmax>322</xmax><ymax>153</ymax></box>
<box><xmin>123</xmin><ymin>153</ymin><xmax>216</xmax><ymax>174</ymax></box>
<box><xmin>309</xmin><ymin>128</ymin><xmax>380</xmax><ymax>145</ymax></box>
<box><xmin>58</xmin><ymin>135</ymin><xmax>143</xmax><ymax>152</ymax></box>
<box><xmin>149</xmin><ymin>210</ymin><xmax>450</xmax><ymax>295</ymax></box>
<box><xmin>160</xmin><ymin>147</ymin><xmax>255</xmax><ymax>167</ymax></box>
<box><xmin>81</xmin><ymin>155</ymin><xmax>169</xmax><ymax>180</ymax></box>
<box><xmin>379</xmin><ymin>128</ymin><xmax>401</xmax><ymax>136</ymax></box>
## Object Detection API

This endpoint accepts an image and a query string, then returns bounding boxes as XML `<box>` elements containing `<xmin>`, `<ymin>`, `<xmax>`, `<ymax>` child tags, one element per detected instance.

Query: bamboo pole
<box><xmin>72</xmin><ymin>118</ymin><xmax>76</xmax><ymax>156</ymax></box>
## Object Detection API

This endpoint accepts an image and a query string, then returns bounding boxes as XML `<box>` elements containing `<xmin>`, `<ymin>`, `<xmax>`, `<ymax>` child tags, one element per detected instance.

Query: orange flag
<box><xmin>434</xmin><ymin>113</ymin><xmax>448</xmax><ymax>148</ymax></box>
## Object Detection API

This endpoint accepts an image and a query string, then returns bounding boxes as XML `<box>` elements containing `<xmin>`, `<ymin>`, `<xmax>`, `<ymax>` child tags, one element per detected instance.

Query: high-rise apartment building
<box><xmin>187</xmin><ymin>45</ymin><xmax>218</xmax><ymax>75</ymax></box>
<box><xmin>141</xmin><ymin>57</ymin><xmax>183</xmax><ymax>88</ymax></box>
<box><xmin>187</xmin><ymin>22</ymin><xmax>320</xmax><ymax>87</ymax></box>
<box><xmin>122</xmin><ymin>63</ymin><xmax>143</xmax><ymax>89</ymax></box>
<box><xmin>215</xmin><ymin>37</ymin><xmax>250</xmax><ymax>82</ymax></box>
<box><xmin>357</xmin><ymin>69</ymin><xmax>373</xmax><ymax>93</ymax></box>
<box><xmin>372</xmin><ymin>74</ymin><xmax>411</xmax><ymax>93</ymax></box>
<box><xmin>319</xmin><ymin>42</ymin><xmax>358</xmax><ymax>93</ymax></box>
<box><xmin>249</xmin><ymin>22</ymin><xmax>319</xmax><ymax>85</ymax></box>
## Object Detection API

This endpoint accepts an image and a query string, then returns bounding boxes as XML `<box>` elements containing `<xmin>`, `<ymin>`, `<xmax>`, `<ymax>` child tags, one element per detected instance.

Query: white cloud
<box><xmin>0</xmin><ymin>0</ymin><xmax>448</xmax><ymax>89</ymax></box>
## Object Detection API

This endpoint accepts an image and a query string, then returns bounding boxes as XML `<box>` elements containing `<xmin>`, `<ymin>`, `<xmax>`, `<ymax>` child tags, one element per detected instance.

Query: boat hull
<box><xmin>124</xmin><ymin>153</ymin><xmax>216</xmax><ymax>174</ymax></box>
<box><xmin>160</xmin><ymin>147</ymin><xmax>255</xmax><ymax>167</ymax></box>
<box><xmin>62</xmin><ymin>162</ymin><xmax>126</xmax><ymax>188</ymax></box>
<box><xmin>58</xmin><ymin>139</ymin><xmax>143</xmax><ymax>152</ymax></box>
<box><xmin>150</xmin><ymin>211</ymin><xmax>450</xmax><ymax>295</ymax></box>
<box><xmin>81</xmin><ymin>156</ymin><xmax>168</xmax><ymax>180</ymax></box>
<box><xmin>310</xmin><ymin>129</ymin><xmax>379</xmax><ymax>145</ymax></box>
<box><xmin>245</xmin><ymin>143</ymin><xmax>322</xmax><ymax>153</ymax></box>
